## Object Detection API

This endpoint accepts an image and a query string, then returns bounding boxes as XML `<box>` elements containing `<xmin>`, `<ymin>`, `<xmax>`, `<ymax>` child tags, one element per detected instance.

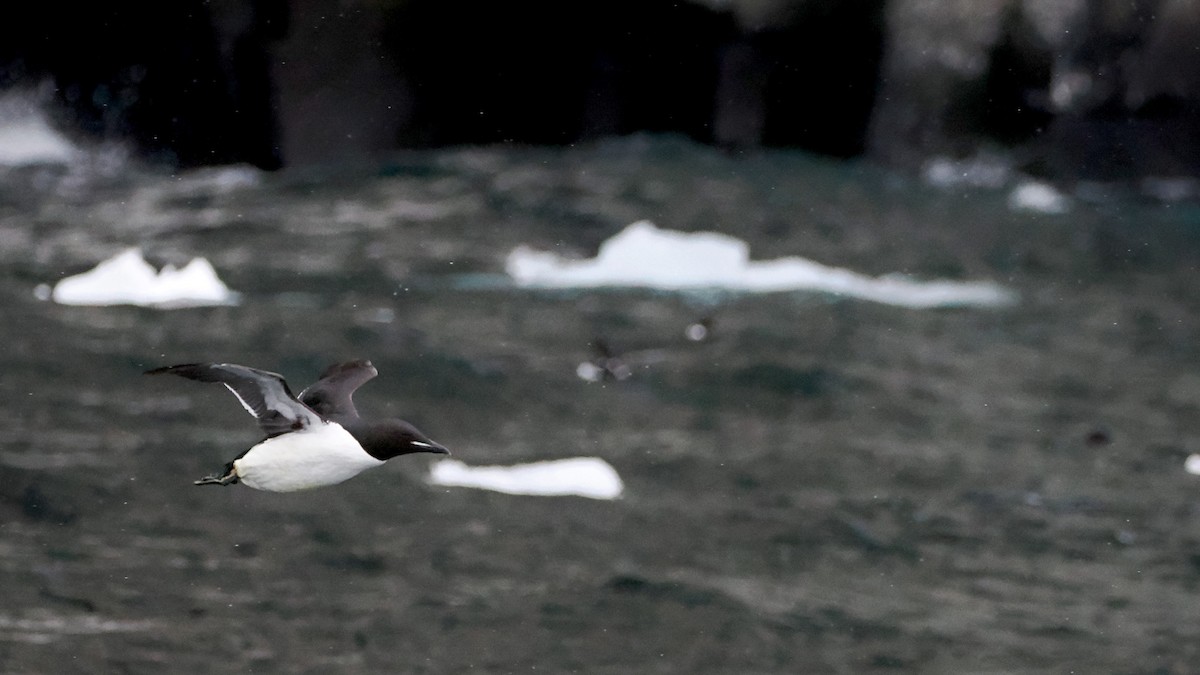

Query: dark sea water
<box><xmin>3</xmin><ymin>134</ymin><xmax>1200</xmax><ymax>673</ymax></box>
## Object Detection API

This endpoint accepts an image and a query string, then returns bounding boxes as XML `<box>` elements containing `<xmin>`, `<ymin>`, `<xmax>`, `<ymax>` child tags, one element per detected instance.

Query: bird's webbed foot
<box><xmin>194</xmin><ymin>464</ymin><xmax>239</xmax><ymax>487</ymax></box>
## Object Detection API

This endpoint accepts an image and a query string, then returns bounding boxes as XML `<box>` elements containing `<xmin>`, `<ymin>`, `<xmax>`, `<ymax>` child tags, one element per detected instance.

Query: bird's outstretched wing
<box><xmin>298</xmin><ymin>359</ymin><xmax>378</xmax><ymax>421</ymax></box>
<box><xmin>145</xmin><ymin>363</ymin><xmax>323</xmax><ymax>437</ymax></box>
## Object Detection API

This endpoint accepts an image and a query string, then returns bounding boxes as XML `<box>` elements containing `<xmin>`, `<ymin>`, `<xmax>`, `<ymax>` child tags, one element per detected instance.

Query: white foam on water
<box><xmin>506</xmin><ymin>221</ymin><xmax>1017</xmax><ymax>308</ymax></box>
<box><xmin>429</xmin><ymin>457</ymin><xmax>624</xmax><ymax>500</ymax></box>
<box><xmin>42</xmin><ymin>248</ymin><xmax>240</xmax><ymax>308</ymax></box>
<box><xmin>0</xmin><ymin>613</ymin><xmax>159</xmax><ymax>644</ymax></box>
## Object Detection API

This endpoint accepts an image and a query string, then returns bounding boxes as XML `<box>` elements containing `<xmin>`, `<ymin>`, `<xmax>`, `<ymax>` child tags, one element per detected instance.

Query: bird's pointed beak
<box><xmin>412</xmin><ymin>440</ymin><xmax>450</xmax><ymax>455</ymax></box>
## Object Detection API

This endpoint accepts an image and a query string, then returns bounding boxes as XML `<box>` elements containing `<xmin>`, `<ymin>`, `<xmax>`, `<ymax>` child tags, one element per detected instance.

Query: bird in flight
<box><xmin>145</xmin><ymin>360</ymin><xmax>448</xmax><ymax>492</ymax></box>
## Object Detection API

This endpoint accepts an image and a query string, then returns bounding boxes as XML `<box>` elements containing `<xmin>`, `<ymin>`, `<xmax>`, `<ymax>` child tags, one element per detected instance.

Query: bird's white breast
<box><xmin>233</xmin><ymin>421</ymin><xmax>384</xmax><ymax>492</ymax></box>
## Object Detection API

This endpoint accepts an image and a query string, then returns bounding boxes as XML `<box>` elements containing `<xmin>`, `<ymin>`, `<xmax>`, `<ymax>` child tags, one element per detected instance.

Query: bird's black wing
<box><xmin>145</xmin><ymin>363</ymin><xmax>323</xmax><ymax>437</ymax></box>
<box><xmin>298</xmin><ymin>359</ymin><xmax>378</xmax><ymax>421</ymax></box>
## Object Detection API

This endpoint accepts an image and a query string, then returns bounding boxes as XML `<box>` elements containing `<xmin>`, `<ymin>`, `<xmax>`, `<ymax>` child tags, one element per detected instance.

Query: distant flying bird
<box><xmin>145</xmin><ymin>360</ymin><xmax>448</xmax><ymax>492</ymax></box>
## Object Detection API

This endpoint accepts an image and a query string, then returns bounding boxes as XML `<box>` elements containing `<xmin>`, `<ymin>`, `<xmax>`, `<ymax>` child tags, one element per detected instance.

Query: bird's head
<box><xmin>357</xmin><ymin>419</ymin><xmax>450</xmax><ymax>461</ymax></box>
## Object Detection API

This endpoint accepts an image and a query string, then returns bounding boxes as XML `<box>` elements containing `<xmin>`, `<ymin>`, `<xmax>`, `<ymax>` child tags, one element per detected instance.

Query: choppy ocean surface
<box><xmin>4</xmin><ymin>101</ymin><xmax>1200</xmax><ymax>673</ymax></box>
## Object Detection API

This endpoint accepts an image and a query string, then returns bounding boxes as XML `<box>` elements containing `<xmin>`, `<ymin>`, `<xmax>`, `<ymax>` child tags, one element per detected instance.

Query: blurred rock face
<box><xmin>871</xmin><ymin>0</ymin><xmax>1200</xmax><ymax>179</ymax></box>
<box><xmin>4</xmin><ymin>0</ymin><xmax>1199</xmax><ymax>179</ymax></box>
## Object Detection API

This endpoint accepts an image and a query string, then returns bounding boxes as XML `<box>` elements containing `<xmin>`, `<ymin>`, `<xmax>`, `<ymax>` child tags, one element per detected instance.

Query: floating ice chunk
<box><xmin>45</xmin><ymin>248</ymin><xmax>240</xmax><ymax>308</ymax></box>
<box><xmin>1142</xmin><ymin>176</ymin><xmax>1197</xmax><ymax>202</ymax></box>
<box><xmin>171</xmin><ymin>164</ymin><xmax>262</xmax><ymax>195</ymax></box>
<box><xmin>509</xmin><ymin>223</ymin><xmax>749</xmax><ymax>289</ymax></box>
<box><xmin>684</xmin><ymin>321</ymin><xmax>710</xmax><ymax>341</ymax></box>
<box><xmin>429</xmin><ymin>457</ymin><xmax>624</xmax><ymax>500</ymax></box>
<box><xmin>0</xmin><ymin>91</ymin><xmax>78</xmax><ymax>166</ymax></box>
<box><xmin>922</xmin><ymin>154</ymin><xmax>1011</xmax><ymax>189</ymax></box>
<box><xmin>576</xmin><ymin>361</ymin><xmax>606</xmax><ymax>382</ymax></box>
<box><xmin>1185</xmin><ymin>454</ymin><xmax>1200</xmax><ymax>476</ymax></box>
<box><xmin>1050</xmin><ymin>70</ymin><xmax>1093</xmax><ymax>111</ymax></box>
<box><xmin>506</xmin><ymin>221</ymin><xmax>1016</xmax><ymax>308</ymax></box>
<box><xmin>1009</xmin><ymin>181</ymin><xmax>1070</xmax><ymax>214</ymax></box>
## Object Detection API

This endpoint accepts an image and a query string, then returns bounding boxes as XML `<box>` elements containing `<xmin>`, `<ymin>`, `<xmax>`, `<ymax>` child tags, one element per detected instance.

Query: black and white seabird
<box><xmin>145</xmin><ymin>360</ymin><xmax>448</xmax><ymax>492</ymax></box>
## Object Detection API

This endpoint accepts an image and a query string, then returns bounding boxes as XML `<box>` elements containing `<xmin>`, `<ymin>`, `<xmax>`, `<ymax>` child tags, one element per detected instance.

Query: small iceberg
<box><xmin>171</xmin><ymin>164</ymin><xmax>262</xmax><ymax>196</ymax></box>
<box><xmin>429</xmin><ymin>457</ymin><xmax>624</xmax><ymax>500</ymax></box>
<box><xmin>1008</xmin><ymin>180</ymin><xmax>1070</xmax><ymax>214</ymax></box>
<box><xmin>38</xmin><ymin>248</ymin><xmax>240</xmax><ymax>308</ymax></box>
<box><xmin>0</xmin><ymin>88</ymin><xmax>78</xmax><ymax>166</ymax></box>
<box><xmin>922</xmin><ymin>153</ymin><xmax>1011</xmax><ymax>189</ymax></box>
<box><xmin>506</xmin><ymin>221</ymin><xmax>1016</xmax><ymax>309</ymax></box>
<box><xmin>1185</xmin><ymin>454</ymin><xmax>1200</xmax><ymax>476</ymax></box>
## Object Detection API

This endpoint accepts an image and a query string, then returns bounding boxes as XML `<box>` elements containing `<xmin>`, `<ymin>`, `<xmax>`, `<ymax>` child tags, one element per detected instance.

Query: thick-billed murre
<box><xmin>145</xmin><ymin>360</ymin><xmax>448</xmax><ymax>492</ymax></box>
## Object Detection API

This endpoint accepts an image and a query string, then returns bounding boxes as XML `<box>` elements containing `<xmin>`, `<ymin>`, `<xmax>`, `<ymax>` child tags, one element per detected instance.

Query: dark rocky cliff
<box><xmin>3</xmin><ymin>0</ymin><xmax>1198</xmax><ymax>180</ymax></box>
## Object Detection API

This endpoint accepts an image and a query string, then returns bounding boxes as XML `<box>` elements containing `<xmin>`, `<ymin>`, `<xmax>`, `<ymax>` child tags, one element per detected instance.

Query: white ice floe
<box><xmin>39</xmin><ymin>248</ymin><xmax>240</xmax><ymax>308</ymax></box>
<box><xmin>429</xmin><ymin>457</ymin><xmax>624</xmax><ymax>500</ymax></box>
<box><xmin>1008</xmin><ymin>180</ymin><xmax>1070</xmax><ymax>214</ymax></box>
<box><xmin>506</xmin><ymin>221</ymin><xmax>1017</xmax><ymax>309</ymax></box>
<box><xmin>170</xmin><ymin>164</ymin><xmax>262</xmax><ymax>196</ymax></box>
<box><xmin>922</xmin><ymin>154</ymin><xmax>1011</xmax><ymax>189</ymax></box>
<box><xmin>0</xmin><ymin>90</ymin><xmax>78</xmax><ymax>166</ymax></box>
<box><xmin>1142</xmin><ymin>176</ymin><xmax>1198</xmax><ymax>203</ymax></box>
<box><xmin>1185</xmin><ymin>454</ymin><xmax>1200</xmax><ymax>476</ymax></box>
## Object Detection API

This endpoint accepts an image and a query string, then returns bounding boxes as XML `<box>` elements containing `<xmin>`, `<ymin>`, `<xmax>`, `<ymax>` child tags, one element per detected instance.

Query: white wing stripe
<box><xmin>223</xmin><ymin>383</ymin><xmax>258</xmax><ymax>417</ymax></box>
